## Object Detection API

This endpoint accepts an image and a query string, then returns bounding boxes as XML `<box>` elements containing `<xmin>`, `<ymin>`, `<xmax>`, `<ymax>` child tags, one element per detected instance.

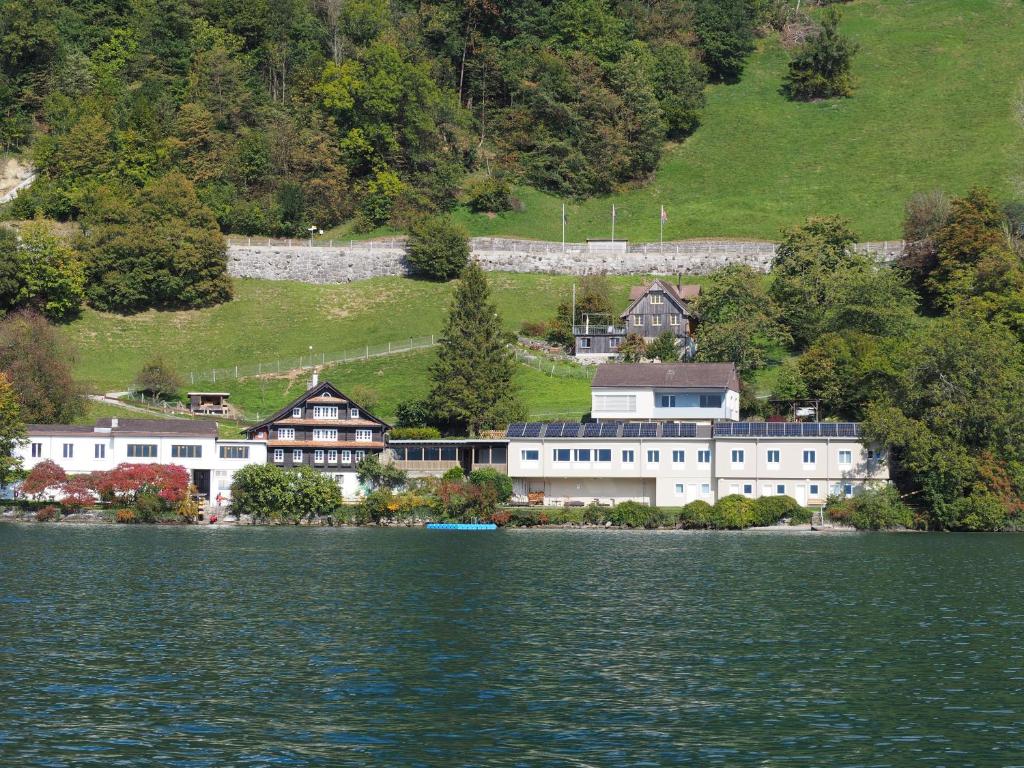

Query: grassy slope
<box><xmin>450</xmin><ymin>0</ymin><xmax>1024</xmax><ymax>242</ymax></box>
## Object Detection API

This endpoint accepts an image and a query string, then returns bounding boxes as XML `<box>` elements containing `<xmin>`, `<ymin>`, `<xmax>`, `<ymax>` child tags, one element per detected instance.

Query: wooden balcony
<box><xmin>573</xmin><ymin>324</ymin><xmax>626</xmax><ymax>337</ymax></box>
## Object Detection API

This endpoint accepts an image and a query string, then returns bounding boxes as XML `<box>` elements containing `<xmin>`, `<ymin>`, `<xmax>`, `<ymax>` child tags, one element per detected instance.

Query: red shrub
<box><xmin>490</xmin><ymin>510</ymin><xmax>511</xmax><ymax>526</ymax></box>
<box><xmin>91</xmin><ymin>463</ymin><xmax>189</xmax><ymax>504</ymax></box>
<box><xmin>60</xmin><ymin>475</ymin><xmax>97</xmax><ymax>508</ymax></box>
<box><xmin>21</xmin><ymin>460</ymin><xmax>67</xmax><ymax>496</ymax></box>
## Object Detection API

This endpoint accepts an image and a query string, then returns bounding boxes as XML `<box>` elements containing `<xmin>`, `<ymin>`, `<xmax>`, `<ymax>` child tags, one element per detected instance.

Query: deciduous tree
<box><xmin>0</xmin><ymin>373</ymin><xmax>26</xmax><ymax>488</ymax></box>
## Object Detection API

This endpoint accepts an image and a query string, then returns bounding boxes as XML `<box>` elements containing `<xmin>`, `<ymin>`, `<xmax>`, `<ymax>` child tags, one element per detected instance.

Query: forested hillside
<box><xmin>1</xmin><ymin>0</ymin><xmax>763</xmax><ymax>236</ymax></box>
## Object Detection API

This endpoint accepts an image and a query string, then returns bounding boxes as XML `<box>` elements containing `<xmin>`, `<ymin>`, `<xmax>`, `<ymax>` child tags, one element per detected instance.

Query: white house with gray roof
<box><xmin>590</xmin><ymin>363</ymin><xmax>741</xmax><ymax>422</ymax></box>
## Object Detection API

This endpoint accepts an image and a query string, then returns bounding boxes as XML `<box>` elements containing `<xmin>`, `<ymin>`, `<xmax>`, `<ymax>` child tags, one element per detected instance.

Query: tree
<box><xmin>356</xmin><ymin>453</ymin><xmax>407</xmax><ymax>491</ymax></box>
<box><xmin>230</xmin><ymin>463</ymin><xmax>343</xmax><ymax>522</ymax></box>
<box><xmin>899</xmin><ymin>190</ymin><xmax>950</xmax><ymax>305</ymax></box>
<box><xmin>549</xmin><ymin>273</ymin><xmax>615</xmax><ymax>347</ymax></box>
<box><xmin>618</xmin><ymin>333</ymin><xmax>647</xmax><ymax>363</ymax></box>
<box><xmin>646</xmin><ymin>330</ymin><xmax>680</xmax><ymax>362</ymax></box>
<box><xmin>134</xmin><ymin>357</ymin><xmax>183</xmax><ymax>399</ymax></box>
<box><xmin>0</xmin><ymin>221</ymin><xmax>85</xmax><ymax>321</ymax></box>
<box><xmin>0</xmin><ymin>373</ymin><xmax>25</xmax><ymax>488</ymax></box>
<box><xmin>693</xmin><ymin>0</ymin><xmax>756</xmax><ymax>83</ymax></box>
<box><xmin>468</xmin><ymin>467</ymin><xmax>512</xmax><ymax>503</ymax></box>
<box><xmin>406</xmin><ymin>216</ymin><xmax>470</xmax><ymax>281</ymax></box>
<box><xmin>769</xmin><ymin>216</ymin><xmax>859</xmax><ymax>348</ymax></box>
<box><xmin>427</xmin><ymin>260</ymin><xmax>524</xmax><ymax>435</ymax></box>
<box><xmin>818</xmin><ymin>263</ymin><xmax>919</xmax><ymax>339</ymax></box>
<box><xmin>20</xmin><ymin>459</ymin><xmax>65</xmax><ymax>496</ymax></box>
<box><xmin>0</xmin><ymin>310</ymin><xmax>85</xmax><ymax>423</ymax></box>
<box><xmin>782</xmin><ymin>7</ymin><xmax>858</xmax><ymax>101</ymax></box>
<box><xmin>652</xmin><ymin>42</ymin><xmax>707</xmax><ymax>138</ymax></box>
<box><xmin>695</xmin><ymin>265</ymin><xmax>789</xmax><ymax>373</ymax></box>
<box><xmin>79</xmin><ymin>172</ymin><xmax>233</xmax><ymax>313</ymax></box>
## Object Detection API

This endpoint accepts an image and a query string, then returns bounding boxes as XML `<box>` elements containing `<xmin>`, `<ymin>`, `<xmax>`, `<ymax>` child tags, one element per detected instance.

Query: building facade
<box><xmin>590</xmin><ymin>363</ymin><xmax>741</xmax><ymax>423</ymax></box>
<box><xmin>243</xmin><ymin>379</ymin><xmax>388</xmax><ymax>498</ymax></box>
<box><xmin>388</xmin><ymin>439</ymin><xmax>508</xmax><ymax>478</ymax></box>
<box><xmin>15</xmin><ymin>418</ymin><xmax>266</xmax><ymax>501</ymax></box>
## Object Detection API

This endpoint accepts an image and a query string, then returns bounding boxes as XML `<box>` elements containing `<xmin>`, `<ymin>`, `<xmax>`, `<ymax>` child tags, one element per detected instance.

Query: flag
<box><xmin>660</xmin><ymin>205</ymin><xmax>667</xmax><ymax>223</ymax></box>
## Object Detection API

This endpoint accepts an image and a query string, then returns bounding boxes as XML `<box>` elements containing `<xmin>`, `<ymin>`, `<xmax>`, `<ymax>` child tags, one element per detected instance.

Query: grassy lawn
<box><xmin>451</xmin><ymin>0</ymin><xmax>1024</xmax><ymax>242</ymax></box>
<box><xmin>63</xmin><ymin>274</ymin><xmax>709</xmax><ymax>393</ymax></box>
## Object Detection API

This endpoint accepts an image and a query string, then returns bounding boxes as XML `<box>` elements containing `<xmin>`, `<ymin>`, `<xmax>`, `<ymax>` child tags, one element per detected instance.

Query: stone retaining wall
<box><xmin>226</xmin><ymin>237</ymin><xmax>904</xmax><ymax>284</ymax></box>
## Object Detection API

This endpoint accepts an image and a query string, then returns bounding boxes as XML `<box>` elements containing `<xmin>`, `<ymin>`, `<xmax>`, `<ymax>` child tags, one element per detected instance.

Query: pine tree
<box><xmin>427</xmin><ymin>261</ymin><xmax>524</xmax><ymax>435</ymax></box>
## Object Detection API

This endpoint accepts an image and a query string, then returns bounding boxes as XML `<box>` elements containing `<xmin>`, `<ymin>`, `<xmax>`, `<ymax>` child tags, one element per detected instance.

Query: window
<box><xmin>675</xmin><ymin>483</ymin><xmax>685</xmax><ymax>495</ymax></box>
<box><xmin>31</xmin><ymin>443</ymin><xmax>42</xmax><ymax>458</ymax></box>
<box><xmin>767</xmin><ymin>450</ymin><xmax>780</xmax><ymax>465</ymax></box>
<box><xmin>314</xmin><ymin>449</ymin><xmax>325</xmax><ymax>464</ymax></box>
<box><xmin>593</xmin><ymin>394</ymin><xmax>637</xmax><ymax>412</ymax></box>
<box><xmin>579</xmin><ymin>337</ymin><xmax>591</xmax><ymax>349</ymax></box>
<box><xmin>292</xmin><ymin>407</ymin><xmax>302</xmax><ymax>418</ymax></box>
<box><xmin>355</xmin><ymin>429</ymin><xmax>373</xmax><ymax>443</ymax></box>
<box><xmin>622</xmin><ymin>449</ymin><xmax>635</xmax><ymax>463</ymax></box>
<box><xmin>491</xmin><ymin>446</ymin><xmax>507</xmax><ymax>464</ymax></box>
<box><xmin>292</xmin><ymin>449</ymin><xmax>303</xmax><ymax>462</ymax></box>
<box><xmin>574</xmin><ymin>449</ymin><xmax>591</xmax><ymax>462</ymax></box>
<box><xmin>809</xmin><ymin>484</ymin><xmax>820</xmax><ymax>497</ymax></box>
<box><xmin>838</xmin><ymin>450</ymin><xmax>852</xmax><ymax>465</ymax></box>
<box><xmin>595</xmin><ymin>449</ymin><xmax>612</xmax><ymax>462</ymax></box>
<box><xmin>328</xmin><ymin>450</ymin><xmax>338</xmax><ymax>464</ymax></box>
<box><xmin>699</xmin><ymin>394</ymin><xmax>722</xmax><ymax>408</ymax></box>
<box><xmin>354</xmin><ymin>450</ymin><xmax>365</xmax><ymax>462</ymax></box>
<box><xmin>313</xmin><ymin>429</ymin><xmax>338</xmax><ymax>442</ymax></box>
<box><xmin>273</xmin><ymin>449</ymin><xmax>284</xmax><ymax>463</ymax></box>
<box><xmin>651</xmin><ymin>315</ymin><xmax>662</xmax><ymax>326</ymax></box>
<box><xmin>776</xmin><ymin>484</ymin><xmax>786</xmax><ymax>496</ymax></box>
<box><xmin>646</xmin><ymin>450</ymin><xmax>660</xmax><ymax>463</ymax></box>
<box><xmin>731</xmin><ymin>449</ymin><xmax>744</xmax><ymax>465</ymax></box>
<box><xmin>672</xmin><ymin>450</ymin><xmax>685</xmax><ymax>464</ymax></box>
<box><xmin>171</xmin><ymin>445</ymin><xmax>202</xmax><ymax>458</ymax></box>
<box><xmin>62</xmin><ymin>443</ymin><xmax>74</xmax><ymax>459</ymax></box>
<box><xmin>350</xmin><ymin>408</ymin><xmax>360</xmax><ymax>419</ymax></box>
<box><xmin>609</xmin><ymin>337</ymin><xmax>620</xmax><ymax>349</ymax></box>
<box><xmin>633</xmin><ymin>315</ymin><xmax>642</xmax><ymax>326</ymax></box>
<box><xmin>522</xmin><ymin>449</ymin><xmax>539</xmax><ymax>462</ymax></box>
<box><xmin>650</xmin><ymin>293</ymin><xmax>663</xmax><ymax>304</ymax></box>
<box><xmin>659</xmin><ymin>394</ymin><xmax>677</xmax><ymax>408</ymax></box>
<box><xmin>94</xmin><ymin>444</ymin><xmax>105</xmax><ymax>460</ymax></box>
<box><xmin>700</xmin><ymin>483</ymin><xmax>711</xmax><ymax>496</ymax></box>
<box><xmin>220</xmin><ymin>446</ymin><xmax>250</xmax><ymax>460</ymax></box>
<box><xmin>669</xmin><ymin>314</ymin><xmax>679</xmax><ymax>326</ymax></box>
<box><xmin>127</xmin><ymin>444</ymin><xmax>157</xmax><ymax>458</ymax></box>
<box><xmin>802</xmin><ymin>450</ymin><xmax>816</xmax><ymax>466</ymax></box>
<box><xmin>277</xmin><ymin>428</ymin><xmax>295</xmax><ymax>441</ymax></box>
<box><xmin>341</xmin><ymin>450</ymin><xmax>352</xmax><ymax>464</ymax></box>
<box><xmin>843</xmin><ymin>483</ymin><xmax>854</xmax><ymax>498</ymax></box>
<box><xmin>553</xmin><ymin>449</ymin><xmax>571</xmax><ymax>462</ymax></box>
<box><xmin>743</xmin><ymin>484</ymin><xmax>753</xmax><ymax>496</ymax></box>
<box><xmin>698</xmin><ymin>450</ymin><xmax>711</xmax><ymax>464</ymax></box>
<box><xmin>313</xmin><ymin>406</ymin><xmax>338</xmax><ymax>419</ymax></box>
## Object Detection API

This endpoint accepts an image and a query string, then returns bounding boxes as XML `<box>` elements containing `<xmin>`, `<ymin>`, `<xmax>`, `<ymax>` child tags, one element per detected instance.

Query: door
<box><xmin>192</xmin><ymin>469</ymin><xmax>211</xmax><ymax>498</ymax></box>
<box><xmin>795</xmin><ymin>484</ymin><xmax>806</xmax><ymax>506</ymax></box>
<box><xmin>687</xmin><ymin>484</ymin><xmax>698</xmax><ymax>502</ymax></box>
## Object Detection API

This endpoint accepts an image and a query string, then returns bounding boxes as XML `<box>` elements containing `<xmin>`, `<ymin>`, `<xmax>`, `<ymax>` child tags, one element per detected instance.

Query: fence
<box><xmin>514</xmin><ymin>348</ymin><xmax>596</xmax><ymax>381</ymax></box>
<box><xmin>187</xmin><ymin>335</ymin><xmax>437</xmax><ymax>386</ymax></box>
<box><xmin>225</xmin><ymin>235</ymin><xmax>406</xmax><ymax>249</ymax></box>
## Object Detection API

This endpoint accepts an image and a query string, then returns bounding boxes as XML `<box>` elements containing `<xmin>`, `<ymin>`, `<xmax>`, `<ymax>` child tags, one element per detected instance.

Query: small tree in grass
<box><xmin>646</xmin><ymin>330</ymin><xmax>680</xmax><ymax>362</ymax></box>
<box><xmin>406</xmin><ymin>216</ymin><xmax>470</xmax><ymax>281</ymax></box>
<box><xmin>134</xmin><ymin>357</ymin><xmax>183</xmax><ymax>400</ymax></box>
<box><xmin>782</xmin><ymin>7</ymin><xmax>858</xmax><ymax>101</ymax></box>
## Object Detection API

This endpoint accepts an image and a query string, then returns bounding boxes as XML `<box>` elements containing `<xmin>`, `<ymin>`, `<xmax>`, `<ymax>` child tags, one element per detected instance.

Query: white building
<box><xmin>15</xmin><ymin>418</ymin><xmax>266</xmax><ymax>502</ymax></box>
<box><xmin>590</xmin><ymin>363</ymin><xmax>741</xmax><ymax>423</ymax></box>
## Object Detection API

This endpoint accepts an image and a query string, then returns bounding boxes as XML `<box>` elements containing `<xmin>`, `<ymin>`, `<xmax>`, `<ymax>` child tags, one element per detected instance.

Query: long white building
<box><xmin>15</xmin><ymin>418</ymin><xmax>266</xmax><ymax>501</ymax></box>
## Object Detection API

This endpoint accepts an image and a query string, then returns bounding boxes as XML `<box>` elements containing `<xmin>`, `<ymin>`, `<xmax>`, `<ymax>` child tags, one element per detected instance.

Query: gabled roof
<box><xmin>621</xmin><ymin>280</ymin><xmax>700</xmax><ymax>319</ymax></box>
<box><xmin>243</xmin><ymin>380</ymin><xmax>390</xmax><ymax>436</ymax></box>
<box><xmin>591</xmin><ymin>363</ymin><xmax>739</xmax><ymax>391</ymax></box>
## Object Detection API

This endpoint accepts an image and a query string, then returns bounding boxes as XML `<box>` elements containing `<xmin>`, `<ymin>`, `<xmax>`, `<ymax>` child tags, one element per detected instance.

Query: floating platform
<box><xmin>426</xmin><ymin>523</ymin><xmax>498</xmax><ymax>531</ymax></box>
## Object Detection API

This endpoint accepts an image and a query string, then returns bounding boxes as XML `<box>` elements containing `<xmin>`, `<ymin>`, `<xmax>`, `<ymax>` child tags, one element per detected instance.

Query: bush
<box><xmin>465</xmin><ymin>177</ymin><xmax>514</xmax><ymax>213</ymax></box>
<box><xmin>678</xmin><ymin>499</ymin><xmax>714</xmax><ymax>529</ymax></box>
<box><xmin>395</xmin><ymin>398</ymin><xmax>434</xmax><ymax>428</ymax></box>
<box><xmin>830</xmin><ymin>486</ymin><xmax>914</xmax><ymax>530</ymax></box>
<box><xmin>788</xmin><ymin>506</ymin><xmax>814</xmax><ymax>525</ymax></box>
<box><xmin>389</xmin><ymin>426</ymin><xmax>442</xmax><ymax>440</ymax></box>
<box><xmin>441</xmin><ymin>466</ymin><xmax>465</xmax><ymax>482</ymax></box>
<box><xmin>134</xmin><ymin>488</ymin><xmax>170</xmax><ymax>523</ymax></box>
<box><xmin>520</xmin><ymin>320</ymin><xmax>549</xmax><ymax>338</ymax></box>
<box><xmin>711</xmin><ymin>494</ymin><xmax>755</xmax><ymax>529</ymax></box>
<box><xmin>750</xmin><ymin>495</ymin><xmax>802</xmax><ymax>527</ymax></box>
<box><xmin>949</xmin><ymin>494</ymin><xmax>1008</xmax><ymax>532</ymax></box>
<box><xmin>35</xmin><ymin>505</ymin><xmax>58</xmax><ymax>522</ymax></box>
<box><xmin>607</xmin><ymin>501</ymin><xmax>669</xmax><ymax>529</ymax></box>
<box><xmin>468</xmin><ymin>468</ymin><xmax>513</xmax><ymax>503</ymax></box>
<box><xmin>406</xmin><ymin>216</ymin><xmax>470</xmax><ymax>281</ymax></box>
<box><xmin>116</xmin><ymin>509</ymin><xmax>137</xmax><ymax>524</ymax></box>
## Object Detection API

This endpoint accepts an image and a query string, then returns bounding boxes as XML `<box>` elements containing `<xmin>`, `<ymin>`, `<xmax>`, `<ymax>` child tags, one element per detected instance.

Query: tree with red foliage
<box><xmin>60</xmin><ymin>475</ymin><xmax>97</xmax><ymax>509</ymax></box>
<box><xmin>21</xmin><ymin>460</ymin><xmax>66</xmax><ymax>497</ymax></box>
<box><xmin>91</xmin><ymin>463</ymin><xmax>190</xmax><ymax>505</ymax></box>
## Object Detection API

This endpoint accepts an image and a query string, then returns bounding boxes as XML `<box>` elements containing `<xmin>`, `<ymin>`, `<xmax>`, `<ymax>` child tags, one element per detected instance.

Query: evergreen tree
<box><xmin>782</xmin><ymin>7</ymin><xmax>858</xmax><ymax>101</ymax></box>
<box><xmin>427</xmin><ymin>260</ymin><xmax>524</xmax><ymax>435</ymax></box>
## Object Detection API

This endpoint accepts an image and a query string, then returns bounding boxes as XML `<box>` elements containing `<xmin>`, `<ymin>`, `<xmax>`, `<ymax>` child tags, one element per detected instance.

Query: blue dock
<box><xmin>426</xmin><ymin>523</ymin><xmax>498</xmax><ymax>531</ymax></box>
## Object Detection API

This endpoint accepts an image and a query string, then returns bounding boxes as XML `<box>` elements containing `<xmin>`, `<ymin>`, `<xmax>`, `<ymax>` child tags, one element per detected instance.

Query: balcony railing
<box><xmin>573</xmin><ymin>324</ymin><xmax>627</xmax><ymax>336</ymax></box>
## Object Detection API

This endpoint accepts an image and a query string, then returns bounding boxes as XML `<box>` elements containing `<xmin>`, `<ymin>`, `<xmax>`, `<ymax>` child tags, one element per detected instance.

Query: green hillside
<box><xmin>453</xmin><ymin>0</ymin><xmax>1024</xmax><ymax>242</ymax></box>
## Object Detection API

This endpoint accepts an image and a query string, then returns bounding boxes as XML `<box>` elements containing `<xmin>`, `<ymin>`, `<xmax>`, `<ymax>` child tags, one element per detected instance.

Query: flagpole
<box><xmin>660</xmin><ymin>207</ymin><xmax>664</xmax><ymax>248</ymax></box>
<box><xmin>561</xmin><ymin>203</ymin><xmax>565</xmax><ymax>252</ymax></box>
<box><xmin>611</xmin><ymin>205</ymin><xmax>616</xmax><ymax>242</ymax></box>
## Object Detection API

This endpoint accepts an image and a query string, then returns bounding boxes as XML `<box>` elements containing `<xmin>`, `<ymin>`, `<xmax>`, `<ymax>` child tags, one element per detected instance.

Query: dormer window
<box><xmin>650</xmin><ymin>293</ymin><xmax>663</xmax><ymax>304</ymax></box>
<box><xmin>313</xmin><ymin>406</ymin><xmax>338</xmax><ymax>420</ymax></box>
<box><xmin>292</xmin><ymin>407</ymin><xmax>302</xmax><ymax>418</ymax></box>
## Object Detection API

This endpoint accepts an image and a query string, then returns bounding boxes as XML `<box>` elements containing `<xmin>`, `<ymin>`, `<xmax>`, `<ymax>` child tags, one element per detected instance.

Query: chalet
<box><xmin>243</xmin><ymin>378</ymin><xmax>389</xmax><ymax>498</ymax></box>
<box><xmin>574</xmin><ymin>279</ymin><xmax>699</xmax><ymax>362</ymax></box>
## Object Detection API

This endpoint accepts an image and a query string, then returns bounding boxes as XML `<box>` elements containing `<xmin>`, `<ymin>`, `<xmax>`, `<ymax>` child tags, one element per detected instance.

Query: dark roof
<box><xmin>627</xmin><ymin>281</ymin><xmax>701</xmax><ymax>302</ymax></box>
<box><xmin>28</xmin><ymin>419</ymin><xmax>217</xmax><ymax>437</ymax></box>
<box><xmin>244</xmin><ymin>380</ymin><xmax>390</xmax><ymax>436</ymax></box>
<box><xmin>26</xmin><ymin>425</ymin><xmax>98</xmax><ymax>436</ymax></box>
<box><xmin>591</xmin><ymin>363</ymin><xmax>739</xmax><ymax>390</ymax></box>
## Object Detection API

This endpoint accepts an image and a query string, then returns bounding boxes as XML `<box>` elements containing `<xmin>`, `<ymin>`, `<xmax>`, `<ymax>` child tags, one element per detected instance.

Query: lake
<box><xmin>1</xmin><ymin>525</ymin><xmax>1022</xmax><ymax>766</ymax></box>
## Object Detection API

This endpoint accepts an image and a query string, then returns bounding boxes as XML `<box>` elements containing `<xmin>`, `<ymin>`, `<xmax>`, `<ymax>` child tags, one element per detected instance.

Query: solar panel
<box><xmin>600</xmin><ymin>423</ymin><xmax>620</xmax><ymax>437</ymax></box>
<box><xmin>639</xmin><ymin>423</ymin><xmax>657</xmax><ymax>437</ymax></box>
<box><xmin>561</xmin><ymin>423</ymin><xmax>581</xmax><ymax>438</ymax></box>
<box><xmin>678</xmin><ymin>423</ymin><xmax>697</xmax><ymax>438</ymax></box>
<box><xmin>784</xmin><ymin>423</ymin><xmax>801</xmax><ymax>437</ymax></box>
<box><xmin>583</xmin><ymin>423</ymin><xmax>602</xmax><ymax>437</ymax></box>
<box><xmin>662</xmin><ymin>423</ymin><xmax>680</xmax><ymax>438</ymax></box>
<box><xmin>838</xmin><ymin>423</ymin><xmax>858</xmax><ymax>437</ymax></box>
<box><xmin>622</xmin><ymin>423</ymin><xmax>641</xmax><ymax>438</ymax></box>
<box><xmin>544</xmin><ymin>423</ymin><xmax>563</xmax><ymax>437</ymax></box>
<box><xmin>506</xmin><ymin>423</ymin><xmax>526</xmax><ymax>438</ymax></box>
<box><xmin>802</xmin><ymin>423</ymin><xmax>820</xmax><ymax>437</ymax></box>
<box><xmin>819</xmin><ymin>423</ymin><xmax>837</xmax><ymax>437</ymax></box>
<box><xmin>523</xmin><ymin>423</ymin><xmax>543</xmax><ymax>437</ymax></box>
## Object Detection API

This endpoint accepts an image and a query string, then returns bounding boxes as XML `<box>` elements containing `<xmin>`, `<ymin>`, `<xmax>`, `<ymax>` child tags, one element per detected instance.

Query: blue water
<box><xmin>1</xmin><ymin>525</ymin><xmax>1022</xmax><ymax>766</ymax></box>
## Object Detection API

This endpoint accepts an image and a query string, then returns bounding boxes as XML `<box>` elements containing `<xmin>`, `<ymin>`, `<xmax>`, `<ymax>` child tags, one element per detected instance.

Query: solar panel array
<box><xmin>662</xmin><ymin>423</ymin><xmax>698</xmax><ymax>438</ymax></box>
<box><xmin>504</xmin><ymin>421</ymin><xmax>861</xmax><ymax>439</ymax></box>
<box><xmin>713</xmin><ymin>422</ymin><xmax>861</xmax><ymax>438</ymax></box>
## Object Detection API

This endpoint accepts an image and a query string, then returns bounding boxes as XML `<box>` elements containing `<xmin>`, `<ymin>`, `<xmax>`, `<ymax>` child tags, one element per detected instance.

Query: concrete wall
<box><xmin>226</xmin><ymin>237</ymin><xmax>905</xmax><ymax>284</ymax></box>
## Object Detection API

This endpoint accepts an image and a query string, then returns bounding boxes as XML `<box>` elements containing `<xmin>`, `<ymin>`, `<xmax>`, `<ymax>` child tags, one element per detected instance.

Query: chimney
<box><xmin>111</xmin><ymin>418</ymin><xmax>119</xmax><ymax>428</ymax></box>
<box><xmin>308</xmin><ymin>371</ymin><xmax>319</xmax><ymax>390</ymax></box>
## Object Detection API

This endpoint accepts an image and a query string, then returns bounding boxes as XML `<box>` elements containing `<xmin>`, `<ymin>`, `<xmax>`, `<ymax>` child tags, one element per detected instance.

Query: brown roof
<box><xmin>306</xmin><ymin>395</ymin><xmax>347</xmax><ymax>404</ymax></box>
<box><xmin>627</xmin><ymin>280</ymin><xmax>701</xmax><ymax>303</ymax></box>
<box><xmin>29</xmin><ymin>419</ymin><xmax>217</xmax><ymax>438</ymax></box>
<box><xmin>273</xmin><ymin>418</ymin><xmax>380</xmax><ymax>427</ymax></box>
<box><xmin>591</xmin><ymin>363</ymin><xmax>739</xmax><ymax>390</ymax></box>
